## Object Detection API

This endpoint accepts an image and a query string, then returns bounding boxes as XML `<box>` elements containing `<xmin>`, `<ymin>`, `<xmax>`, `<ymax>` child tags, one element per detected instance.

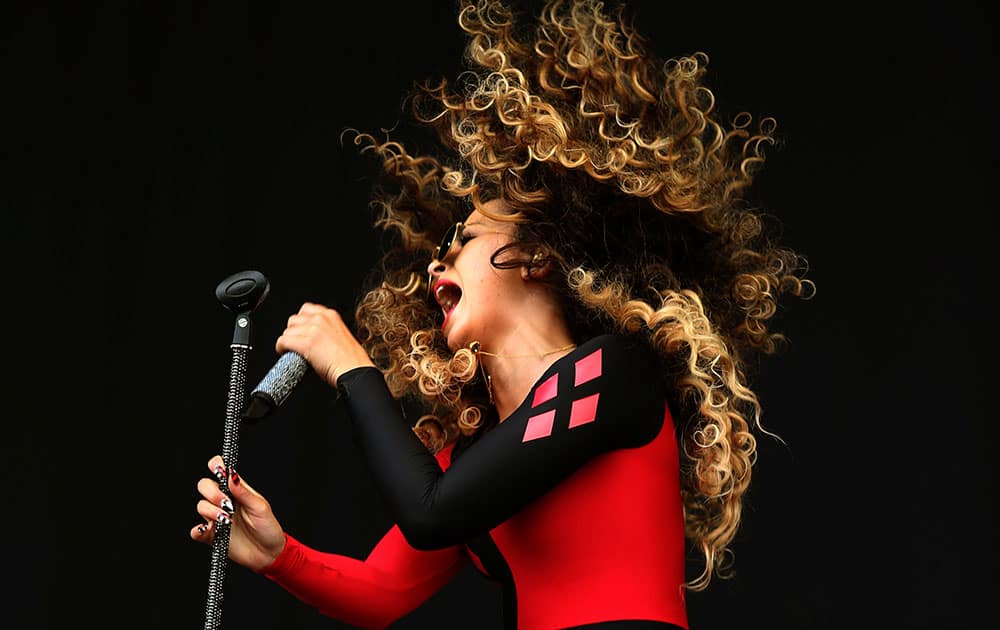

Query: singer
<box><xmin>191</xmin><ymin>1</ymin><xmax>814</xmax><ymax>628</ymax></box>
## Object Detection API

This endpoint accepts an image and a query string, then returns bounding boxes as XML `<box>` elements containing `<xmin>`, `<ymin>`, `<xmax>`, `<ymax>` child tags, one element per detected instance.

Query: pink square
<box><xmin>522</xmin><ymin>409</ymin><xmax>556</xmax><ymax>442</ymax></box>
<box><xmin>568</xmin><ymin>393</ymin><xmax>600</xmax><ymax>428</ymax></box>
<box><xmin>532</xmin><ymin>373</ymin><xmax>559</xmax><ymax>407</ymax></box>
<box><xmin>574</xmin><ymin>348</ymin><xmax>602</xmax><ymax>386</ymax></box>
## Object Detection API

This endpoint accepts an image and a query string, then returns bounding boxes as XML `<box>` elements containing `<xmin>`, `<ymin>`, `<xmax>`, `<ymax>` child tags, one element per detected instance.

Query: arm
<box><xmin>259</xmin><ymin>444</ymin><xmax>465</xmax><ymax>629</ymax></box>
<box><xmin>338</xmin><ymin>334</ymin><xmax>666</xmax><ymax>550</ymax></box>
<box><xmin>262</xmin><ymin>526</ymin><xmax>466</xmax><ymax>629</ymax></box>
<box><xmin>191</xmin><ymin>449</ymin><xmax>465</xmax><ymax>630</ymax></box>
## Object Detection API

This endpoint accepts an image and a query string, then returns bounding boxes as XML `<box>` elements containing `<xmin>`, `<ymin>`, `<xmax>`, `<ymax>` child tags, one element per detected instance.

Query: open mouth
<box><xmin>433</xmin><ymin>280</ymin><xmax>462</xmax><ymax>328</ymax></box>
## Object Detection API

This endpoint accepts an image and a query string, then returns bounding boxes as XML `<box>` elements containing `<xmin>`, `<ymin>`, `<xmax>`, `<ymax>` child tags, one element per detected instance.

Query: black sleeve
<box><xmin>337</xmin><ymin>334</ymin><xmax>666</xmax><ymax>550</ymax></box>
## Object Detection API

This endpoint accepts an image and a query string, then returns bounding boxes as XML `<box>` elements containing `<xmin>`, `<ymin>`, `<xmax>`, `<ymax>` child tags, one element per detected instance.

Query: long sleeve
<box><xmin>261</xmin><ymin>525</ymin><xmax>466</xmax><ymax>629</ymax></box>
<box><xmin>337</xmin><ymin>334</ymin><xmax>666</xmax><ymax>550</ymax></box>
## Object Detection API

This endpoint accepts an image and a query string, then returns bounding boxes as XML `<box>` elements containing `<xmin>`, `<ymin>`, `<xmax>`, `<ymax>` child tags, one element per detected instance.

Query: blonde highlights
<box><xmin>348</xmin><ymin>0</ymin><xmax>814</xmax><ymax>592</ymax></box>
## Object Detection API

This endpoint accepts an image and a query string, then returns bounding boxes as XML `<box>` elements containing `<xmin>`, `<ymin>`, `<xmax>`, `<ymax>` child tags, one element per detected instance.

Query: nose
<box><xmin>427</xmin><ymin>259</ymin><xmax>447</xmax><ymax>278</ymax></box>
<box><xmin>426</xmin><ymin>259</ymin><xmax>447</xmax><ymax>299</ymax></box>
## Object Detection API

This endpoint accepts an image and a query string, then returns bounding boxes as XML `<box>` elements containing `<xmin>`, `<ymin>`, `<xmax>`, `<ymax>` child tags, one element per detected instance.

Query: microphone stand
<box><xmin>203</xmin><ymin>270</ymin><xmax>270</xmax><ymax>630</ymax></box>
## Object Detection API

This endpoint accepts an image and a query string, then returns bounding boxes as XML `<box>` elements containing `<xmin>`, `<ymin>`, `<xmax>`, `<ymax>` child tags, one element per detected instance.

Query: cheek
<box><xmin>474</xmin><ymin>274</ymin><xmax>523</xmax><ymax>317</ymax></box>
<box><xmin>454</xmin><ymin>242</ymin><xmax>521</xmax><ymax>310</ymax></box>
<box><xmin>467</xmin><ymin>268</ymin><xmax>511</xmax><ymax>300</ymax></box>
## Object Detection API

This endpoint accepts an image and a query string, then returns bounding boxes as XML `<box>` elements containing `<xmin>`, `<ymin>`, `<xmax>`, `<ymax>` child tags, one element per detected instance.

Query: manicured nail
<box><xmin>230</xmin><ymin>469</ymin><xmax>240</xmax><ymax>486</ymax></box>
<box><xmin>221</xmin><ymin>497</ymin><xmax>234</xmax><ymax>514</ymax></box>
<box><xmin>197</xmin><ymin>523</ymin><xmax>208</xmax><ymax>534</ymax></box>
<box><xmin>216</xmin><ymin>511</ymin><xmax>231</xmax><ymax>525</ymax></box>
<box><xmin>213</xmin><ymin>465</ymin><xmax>226</xmax><ymax>483</ymax></box>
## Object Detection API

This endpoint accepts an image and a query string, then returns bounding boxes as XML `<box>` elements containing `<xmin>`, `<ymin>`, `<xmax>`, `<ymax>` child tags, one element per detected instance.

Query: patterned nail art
<box><xmin>221</xmin><ymin>497</ymin><xmax>234</xmax><ymax>514</ymax></box>
<box><xmin>213</xmin><ymin>465</ymin><xmax>226</xmax><ymax>483</ymax></box>
<box><xmin>230</xmin><ymin>469</ymin><xmax>240</xmax><ymax>485</ymax></box>
<box><xmin>216</xmin><ymin>511</ymin><xmax>231</xmax><ymax>525</ymax></box>
<box><xmin>197</xmin><ymin>523</ymin><xmax>208</xmax><ymax>534</ymax></box>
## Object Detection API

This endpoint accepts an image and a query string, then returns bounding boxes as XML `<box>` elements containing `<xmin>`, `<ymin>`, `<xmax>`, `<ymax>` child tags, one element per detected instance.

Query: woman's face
<box><xmin>428</xmin><ymin>201</ymin><xmax>526</xmax><ymax>351</ymax></box>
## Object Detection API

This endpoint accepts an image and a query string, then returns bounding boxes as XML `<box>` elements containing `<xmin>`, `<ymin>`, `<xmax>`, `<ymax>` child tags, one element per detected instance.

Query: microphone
<box><xmin>242</xmin><ymin>352</ymin><xmax>310</xmax><ymax>422</ymax></box>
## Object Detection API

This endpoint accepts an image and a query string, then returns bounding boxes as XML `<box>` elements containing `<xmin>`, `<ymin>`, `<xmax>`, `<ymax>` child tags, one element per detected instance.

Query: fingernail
<box><xmin>214</xmin><ymin>465</ymin><xmax>227</xmax><ymax>483</ymax></box>
<box><xmin>230</xmin><ymin>469</ymin><xmax>240</xmax><ymax>486</ymax></box>
<box><xmin>216</xmin><ymin>511</ymin><xmax>231</xmax><ymax>525</ymax></box>
<box><xmin>221</xmin><ymin>497</ymin><xmax>234</xmax><ymax>514</ymax></box>
<box><xmin>197</xmin><ymin>523</ymin><xmax>208</xmax><ymax>534</ymax></box>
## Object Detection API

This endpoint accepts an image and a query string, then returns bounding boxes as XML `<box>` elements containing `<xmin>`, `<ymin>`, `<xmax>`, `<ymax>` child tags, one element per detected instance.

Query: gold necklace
<box><xmin>468</xmin><ymin>341</ymin><xmax>577</xmax><ymax>404</ymax></box>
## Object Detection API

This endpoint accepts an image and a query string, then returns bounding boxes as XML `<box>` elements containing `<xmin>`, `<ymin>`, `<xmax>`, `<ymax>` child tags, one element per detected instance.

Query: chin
<box><xmin>444</xmin><ymin>324</ymin><xmax>466</xmax><ymax>352</ymax></box>
<box><xmin>443</xmin><ymin>317</ymin><xmax>477</xmax><ymax>354</ymax></box>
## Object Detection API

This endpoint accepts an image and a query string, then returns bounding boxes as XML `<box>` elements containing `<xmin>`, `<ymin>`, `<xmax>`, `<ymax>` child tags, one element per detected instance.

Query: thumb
<box><xmin>226</xmin><ymin>466</ymin><xmax>270</xmax><ymax>514</ymax></box>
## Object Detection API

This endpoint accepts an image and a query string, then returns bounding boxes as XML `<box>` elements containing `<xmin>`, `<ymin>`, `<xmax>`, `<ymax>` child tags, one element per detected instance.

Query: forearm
<box><xmin>338</xmin><ymin>367</ymin><xmax>451</xmax><ymax>546</ymax></box>
<box><xmin>262</xmin><ymin>531</ymin><xmax>465</xmax><ymax>629</ymax></box>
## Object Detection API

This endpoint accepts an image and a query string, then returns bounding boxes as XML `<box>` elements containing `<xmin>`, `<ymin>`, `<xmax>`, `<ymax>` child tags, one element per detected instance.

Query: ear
<box><xmin>521</xmin><ymin>252</ymin><xmax>552</xmax><ymax>281</ymax></box>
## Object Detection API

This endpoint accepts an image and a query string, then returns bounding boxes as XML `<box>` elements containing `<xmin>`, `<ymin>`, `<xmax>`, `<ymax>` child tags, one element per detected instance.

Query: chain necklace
<box><xmin>468</xmin><ymin>340</ymin><xmax>576</xmax><ymax>404</ymax></box>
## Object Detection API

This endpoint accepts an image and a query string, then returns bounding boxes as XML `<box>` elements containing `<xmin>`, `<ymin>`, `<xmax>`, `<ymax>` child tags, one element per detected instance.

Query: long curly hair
<box><xmin>347</xmin><ymin>0</ymin><xmax>813</xmax><ymax>591</ymax></box>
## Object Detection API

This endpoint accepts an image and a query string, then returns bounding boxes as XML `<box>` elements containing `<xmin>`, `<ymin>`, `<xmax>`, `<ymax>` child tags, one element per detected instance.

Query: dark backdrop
<box><xmin>5</xmin><ymin>1</ymin><xmax>995</xmax><ymax>628</ymax></box>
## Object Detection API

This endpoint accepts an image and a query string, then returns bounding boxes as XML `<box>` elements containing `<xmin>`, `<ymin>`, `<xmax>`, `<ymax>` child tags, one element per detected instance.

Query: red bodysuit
<box><xmin>263</xmin><ymin>334</ymin><xmax>688</xmax><ymax>629</ymax></box>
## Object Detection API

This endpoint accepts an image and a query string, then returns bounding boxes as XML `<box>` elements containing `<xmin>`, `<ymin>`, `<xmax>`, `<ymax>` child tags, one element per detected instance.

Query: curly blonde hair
<box><xmin>348</xmin><ymin>0</ymin><xmax>814</xmax><ymax>591</ymax></box>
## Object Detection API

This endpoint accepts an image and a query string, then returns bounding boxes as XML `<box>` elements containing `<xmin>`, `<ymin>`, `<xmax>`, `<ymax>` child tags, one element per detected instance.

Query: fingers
<box><xmin>192</xmin><ymin>455</ymin><xmax>249</xmax><ymax>546</ymax></box>
<box><xmin>197</xmin><ymin>477</ymin><xmax>235</xmax><ymax>512</ymax></box>
<box><xmin>197</xmin><ymin>498</ymin><xmax>234</xmax><ymax>527</ymax></box>
<box><xmin>287</xmin><ymin>303</ymin><xmax>341</xmax><ymax>327</ymax></box>
<box><xmin>190</xmin><ymin>520</ymin><xmax>215</xmax><ymax>544</ymax></box>
<box><xmin>208</xmin><ymin>455</ymin><xmax>227</xmax><ymax>478</ymax></box>
<box><xmin>191</xmin><ymin>472</ymin><xmax>228</xmax><ymax>546</ymax></box>
<box><xmin>297</xmin><ymin>302</ymin><xmax>335</xmax><ymax>316</ymax></box>
<box><xmin>203</xmin><ymin>456</ymin><xmax>269</xmax><ymax>514</ymax></box>
<box><xmin>206</xmin><ymin>455</ymin><xmax>242</xmax><ymax>492</ymax></box>
<box><xmin>279</xmin><ymin>307</ymin><xmax>344</xmax><ymax>351</ymax></box>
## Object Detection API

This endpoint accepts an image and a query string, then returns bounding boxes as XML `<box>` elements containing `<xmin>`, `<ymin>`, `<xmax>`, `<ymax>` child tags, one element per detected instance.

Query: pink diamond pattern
<box><xmin>522</xmin><ymin>409</ymin><xmax>557</xmax><ymax>442</ymax></box>
<box><xmin>532</xmin><ymin>373</ymin><xmax>559</xmax><ymax>407</ymax></box>
<box><xmin>574</xmin><ymin>348</ymin><xmax>602</xmax><ymax>386</ymax></box>
<box><xmin>568</xmin><ymin>392</ymin><xmax>600</xmax><ymax>428</ymax></box>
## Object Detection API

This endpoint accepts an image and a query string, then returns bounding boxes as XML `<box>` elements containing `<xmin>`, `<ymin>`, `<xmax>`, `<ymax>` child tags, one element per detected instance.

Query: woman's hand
<box><xmin>190</xmin><ymin>456</ymin><xmax>286</xmax><ymax>572</ymax></box>
<box><xmin>276</xmin><ymin>302</ymin><xmax>376</xmax><ymax>387</ymax></box>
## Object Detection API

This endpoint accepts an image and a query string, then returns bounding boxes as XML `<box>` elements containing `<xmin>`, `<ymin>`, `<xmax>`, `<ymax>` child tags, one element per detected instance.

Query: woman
<box><xmin>191</xmin><ymin>1</ymin><xmax>813</xmax><ymax>628</ymax></box>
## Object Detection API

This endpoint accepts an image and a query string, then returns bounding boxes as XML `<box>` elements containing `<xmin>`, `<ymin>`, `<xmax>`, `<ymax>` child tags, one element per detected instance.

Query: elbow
<box><xmin>396</xmin><ymin>514</ymin><xmax>455</xmax><ymax>551</ymax></box>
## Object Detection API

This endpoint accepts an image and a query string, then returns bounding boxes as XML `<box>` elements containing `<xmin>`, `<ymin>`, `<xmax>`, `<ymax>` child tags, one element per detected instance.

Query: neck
<box><xmin>476</xmin><ymin>322</ymin><xmax>576</xmax><ymax>421</ymax></box>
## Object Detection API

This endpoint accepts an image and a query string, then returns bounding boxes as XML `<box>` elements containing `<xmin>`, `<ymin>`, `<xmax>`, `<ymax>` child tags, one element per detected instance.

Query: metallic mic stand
<box><xmin>203</xmin><ymin>270</ymin><xmax>270</xmax><ymax>630</ymax></box>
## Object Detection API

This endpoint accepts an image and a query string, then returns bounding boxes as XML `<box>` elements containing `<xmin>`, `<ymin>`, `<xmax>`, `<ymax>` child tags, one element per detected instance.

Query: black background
<box><xmin>5</xmin><ymin>1</ymin><xmax>995</xmax><ymax>628</ymax></box>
